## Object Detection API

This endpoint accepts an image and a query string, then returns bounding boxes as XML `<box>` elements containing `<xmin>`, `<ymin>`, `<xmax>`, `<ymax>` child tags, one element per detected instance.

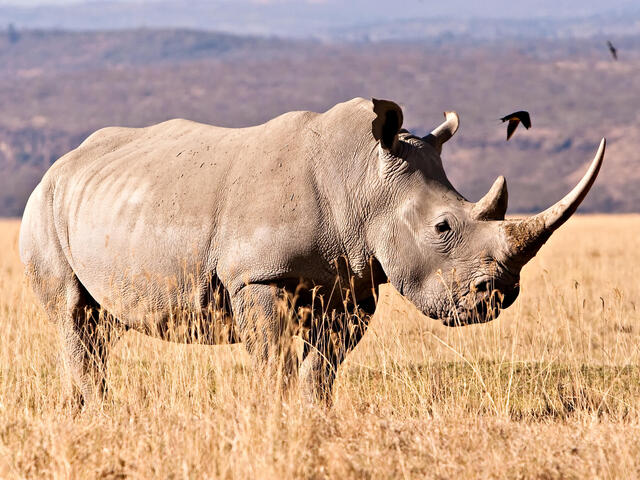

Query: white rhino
<box><xmin>19</xmin><ymin>98</ymin><xmax>605</xmax><ymax>406</ymax></box>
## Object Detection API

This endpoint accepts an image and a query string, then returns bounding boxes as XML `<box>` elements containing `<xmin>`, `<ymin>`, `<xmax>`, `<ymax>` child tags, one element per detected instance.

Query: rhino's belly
<box><xmin>70</xmin><ymin>246</ymin><xmax>239</xmax><ymax>344</ymax></box>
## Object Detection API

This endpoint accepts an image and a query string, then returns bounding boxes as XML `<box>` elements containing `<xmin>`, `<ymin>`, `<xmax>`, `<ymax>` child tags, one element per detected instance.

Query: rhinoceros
<box><xmin>19</xmin><ymin>97</ymin><xmax>605</xmax><ymax>406</ymax></box>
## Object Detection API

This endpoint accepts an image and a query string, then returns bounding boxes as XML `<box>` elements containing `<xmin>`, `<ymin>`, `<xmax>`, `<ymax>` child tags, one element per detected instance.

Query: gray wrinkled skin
<box><xmin>19</xmin><ymin>98</ymin><xmax>604</xmax><ymax>406</ymax></box>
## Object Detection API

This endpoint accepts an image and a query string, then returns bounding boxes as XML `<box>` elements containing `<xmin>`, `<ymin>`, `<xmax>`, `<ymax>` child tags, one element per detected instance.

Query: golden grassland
<box><xmin>0</xmin><ymin>215</ymin><xmax>639</xmax><ymax>478</ymax></box>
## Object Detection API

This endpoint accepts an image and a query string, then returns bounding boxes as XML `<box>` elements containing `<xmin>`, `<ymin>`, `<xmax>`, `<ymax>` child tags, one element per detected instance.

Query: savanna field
<box><xmin>0</xmin><ymin>215</ymin><xmax>639</xmax><ymax>478</ymax></box>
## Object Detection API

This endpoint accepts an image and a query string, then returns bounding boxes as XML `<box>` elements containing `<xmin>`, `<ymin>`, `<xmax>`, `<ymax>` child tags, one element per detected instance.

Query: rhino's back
<box><xmin>28</xmin><ymin>110</ymin><xmax>329</xmax><ymax>320</ymax></box>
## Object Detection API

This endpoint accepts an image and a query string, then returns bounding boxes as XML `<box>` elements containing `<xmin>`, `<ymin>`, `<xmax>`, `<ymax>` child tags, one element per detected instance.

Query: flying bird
<box><xmin>607</xmin><ymin>40</ymin><xmax>618</xmax><ymax>60</ymax></box>
<box><xmin>500</xmin><ymin>111</ymin><xmax>531</xmax><ymax>141</ymax></box>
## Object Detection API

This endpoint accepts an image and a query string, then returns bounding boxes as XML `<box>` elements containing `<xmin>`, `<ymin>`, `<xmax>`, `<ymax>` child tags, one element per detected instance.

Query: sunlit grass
<box><xmin>0</xmin><ymin>215</ymin><xmax>639</xmax><ymax>478</ymax></box>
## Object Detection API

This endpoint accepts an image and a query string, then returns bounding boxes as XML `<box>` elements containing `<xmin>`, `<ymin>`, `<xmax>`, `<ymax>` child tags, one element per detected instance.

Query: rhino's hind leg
<box><xmin>21</xmin><ymin>186</ymin><xmax>126</xmax><ymax>410</ymax></box>
<box><xmin>58</xmin><ymin>285</ymin><xmax>125</xmax><ymax>409</ymax></box>
<box><xmin>26</xmin><ymin>261</ymin><xmax>124</xmax><ymax>409</ymax></box>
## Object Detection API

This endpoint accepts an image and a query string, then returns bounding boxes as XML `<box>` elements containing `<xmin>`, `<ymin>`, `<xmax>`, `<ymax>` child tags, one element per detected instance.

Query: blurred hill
<box><xmin>0</xmin><ymin>27</ymin><xmax>638</xmax><ymax>215</ymax></box>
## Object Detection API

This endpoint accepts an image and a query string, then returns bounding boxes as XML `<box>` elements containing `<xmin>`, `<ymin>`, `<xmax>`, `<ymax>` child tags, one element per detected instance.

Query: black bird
<box><xmin>607</xmin><ymin>40</ymin><xmax>618</xmax><ymax>60</ymax></box>
<box><xmin>500</xmin><ymin>111</ymin><xmax>531</xmax><ymax>141</ymax></box>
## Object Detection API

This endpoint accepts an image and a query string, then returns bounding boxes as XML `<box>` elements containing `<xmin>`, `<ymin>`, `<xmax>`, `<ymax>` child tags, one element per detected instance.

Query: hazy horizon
<box><xmin>0</xmin><ymin>0</ymin><xmax>636</xmax><ymax>18</ymax></box>
<box><xmin>0</xmin><ymin>0</ymin><xmax>639</xmax><ymax>39</ymax></box>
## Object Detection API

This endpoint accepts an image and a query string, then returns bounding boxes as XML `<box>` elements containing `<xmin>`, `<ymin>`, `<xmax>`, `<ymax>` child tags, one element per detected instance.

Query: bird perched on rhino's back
<box><xmin>500</xmin><ymin>110</ymin><xmax>531</xmax><ymax>141</ymax></box>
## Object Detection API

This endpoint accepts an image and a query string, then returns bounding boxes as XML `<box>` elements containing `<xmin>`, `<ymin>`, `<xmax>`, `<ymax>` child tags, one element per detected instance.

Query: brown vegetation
<box><xmin>1</xmin><ymin>215</ymin><xmax>639</xmax><ymax>477</ymax></box>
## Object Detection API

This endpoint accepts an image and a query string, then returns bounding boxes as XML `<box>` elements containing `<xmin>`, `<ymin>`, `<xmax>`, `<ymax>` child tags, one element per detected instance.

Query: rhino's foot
<box><xmin>299</xmin><ymin>349</ymin><xmax>335</xmax><ymax>407</ymax></box>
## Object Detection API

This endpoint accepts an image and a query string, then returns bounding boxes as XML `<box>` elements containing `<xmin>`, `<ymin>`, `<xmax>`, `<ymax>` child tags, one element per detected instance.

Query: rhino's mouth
<box><xmin>441</xmin><ymin>285</ymin><xmax>520</xmax><ymax>327</ymax></box>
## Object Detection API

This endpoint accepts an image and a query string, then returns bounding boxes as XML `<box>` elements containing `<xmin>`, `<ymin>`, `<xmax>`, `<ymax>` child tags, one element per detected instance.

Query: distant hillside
<box><xmin>0</xmin><ymin>28</ymin><xmax>638</xmax><ymax>215</ymax></box>
<box><xmin>0</xmin><ymin>28</ymin><xmax>290</xmax><ymax>71</ymax></box>
<box><xmin>328</xmin><ymin>14</ymin><xmax>640</xmax><ymax>42</ymax></box>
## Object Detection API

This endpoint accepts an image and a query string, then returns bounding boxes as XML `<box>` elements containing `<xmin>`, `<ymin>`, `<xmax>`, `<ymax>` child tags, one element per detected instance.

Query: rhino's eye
<box><xmin>435</xmin><ymin>220</ymin><xmax>451</xmax><ymax>234</ymax></box>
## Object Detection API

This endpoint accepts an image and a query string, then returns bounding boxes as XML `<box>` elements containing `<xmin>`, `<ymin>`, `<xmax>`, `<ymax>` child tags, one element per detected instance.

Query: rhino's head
<box><xmin>367</xmin><ymin>99</ymin><xmax>605</xmax><ymax>326</ymax></box>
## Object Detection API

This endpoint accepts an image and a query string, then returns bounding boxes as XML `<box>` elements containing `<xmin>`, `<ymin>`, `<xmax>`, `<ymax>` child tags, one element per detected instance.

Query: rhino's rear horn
<box><xmin>471</xmin><ymin>176</ymin><xmax>508</xmax><ymax>221</ymax></box>
<box><xmin>423</xmin><ymin>111</ymin><xmax>459</xmax><ymax>154</ymax></box>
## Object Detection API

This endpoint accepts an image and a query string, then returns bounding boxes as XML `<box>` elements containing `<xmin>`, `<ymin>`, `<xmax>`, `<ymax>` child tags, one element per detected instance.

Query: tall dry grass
<box><xmin>0</xmin><ymin>215</ymin><xmax>639</xmax><ymax>478</ymax></box>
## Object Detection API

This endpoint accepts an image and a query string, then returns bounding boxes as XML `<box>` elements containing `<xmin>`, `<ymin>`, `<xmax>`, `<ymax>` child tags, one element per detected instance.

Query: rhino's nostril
<box><xmin>474</xmin><ymin>278</ymin><xmax>491</xmax><ymax>293</ymax></box>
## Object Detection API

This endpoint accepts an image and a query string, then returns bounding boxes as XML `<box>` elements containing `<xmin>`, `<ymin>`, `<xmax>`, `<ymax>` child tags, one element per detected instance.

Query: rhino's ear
<box><xmin>372</xmin><ymin>98</ymin><xmax>404</xmax><ymax>151</ymax></box>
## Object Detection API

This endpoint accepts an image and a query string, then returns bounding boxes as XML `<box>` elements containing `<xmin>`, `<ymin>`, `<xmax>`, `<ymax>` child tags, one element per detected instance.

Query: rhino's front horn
<box><xmin>423</xmin><ymin>111</ymin><xmax>459</xmax><ymax>154</ymax></box>
<box><xmin>504</xmin><ymin>138</ymin><xmax>606</xmax><ymax>261</ymax></box>
<box><xmin>471</xmin><ymin>176</ymin><xmax>508</xmax><ymax>220</ymax></box>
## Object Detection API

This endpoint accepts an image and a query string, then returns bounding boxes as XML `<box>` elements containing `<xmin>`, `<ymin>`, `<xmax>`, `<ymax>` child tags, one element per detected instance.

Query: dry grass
<box><xmin>1</xmin><ymin>215</ymin><xmax>639</xmax><ymax>478</ymax></box>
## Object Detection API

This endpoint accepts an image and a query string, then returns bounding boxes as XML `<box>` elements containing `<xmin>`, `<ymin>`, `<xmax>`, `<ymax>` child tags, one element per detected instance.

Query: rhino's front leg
<box><xmin>231</xmin><ymin>284</ymin><xmax>299</xmax><ymax>394</ymax></box>
<box><xmin>299</xmin><ymin>311</ymin><xmax>370</xmax><ymax>405</ymax></box>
